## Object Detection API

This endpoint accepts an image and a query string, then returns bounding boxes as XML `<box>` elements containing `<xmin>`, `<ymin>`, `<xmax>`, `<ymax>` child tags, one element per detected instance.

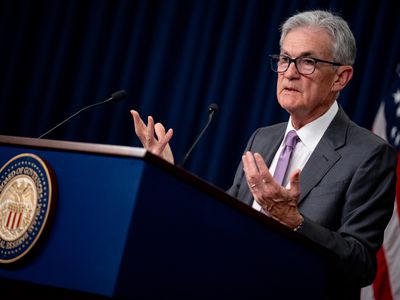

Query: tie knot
<box><xmin>284</xmin><ymin>130</ymin><xmax>299</xmax><ymax>148</ymax></box>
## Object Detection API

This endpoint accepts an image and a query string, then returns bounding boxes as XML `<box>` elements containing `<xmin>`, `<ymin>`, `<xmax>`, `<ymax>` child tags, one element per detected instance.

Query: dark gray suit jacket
<box><xmin>227</xmin><ymin>107</ymin><xmax>397</xmax><ymax>291</ymax></box>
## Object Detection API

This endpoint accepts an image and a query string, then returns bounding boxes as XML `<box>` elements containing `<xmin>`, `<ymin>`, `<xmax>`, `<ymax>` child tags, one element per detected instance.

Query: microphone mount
<box><xmin>179</xmin><ymin>103</ymin><xmax>219</xmax><ymax>167</ymax></box>
<box><xmin>38</xmin><ymin>90</ymin><xmax>127</xmax><ymax>139</ymax></box>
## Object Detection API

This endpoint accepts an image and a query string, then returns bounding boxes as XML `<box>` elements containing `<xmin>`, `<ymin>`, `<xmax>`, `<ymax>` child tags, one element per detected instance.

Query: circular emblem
<box><xmin>0</xmin><ymin>153</ymin><xmax>55</xmax><ymax>263</ymax></box>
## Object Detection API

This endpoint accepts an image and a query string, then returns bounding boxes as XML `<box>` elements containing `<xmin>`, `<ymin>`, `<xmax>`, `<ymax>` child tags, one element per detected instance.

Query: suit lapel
<box><xmin>262</xmin><ymin>126</ymin><xmax>286</xmax><ymax>166</ymax></box>
<box><xmin>298</xmin><ymin>107</ymin><xmax>349</xmax><ymax>203</ymax></box>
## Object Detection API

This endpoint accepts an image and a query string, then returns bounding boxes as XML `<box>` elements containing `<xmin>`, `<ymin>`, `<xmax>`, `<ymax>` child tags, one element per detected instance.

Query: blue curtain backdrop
<box><xmin>1</xmin><ymin>0</ymin><xmax>400</xmax><ymax>190</ymax></box>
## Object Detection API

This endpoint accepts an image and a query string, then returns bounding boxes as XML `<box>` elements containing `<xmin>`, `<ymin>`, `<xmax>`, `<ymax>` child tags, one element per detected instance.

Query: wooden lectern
<box><xmin>0</xmin><ymin>135</ymin><xmax>335</xmax><ymax>299</ymax></box>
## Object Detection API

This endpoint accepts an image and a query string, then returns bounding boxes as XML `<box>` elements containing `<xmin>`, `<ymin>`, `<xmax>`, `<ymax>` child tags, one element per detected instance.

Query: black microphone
<box><xmin>38</xmin><ymin>90</ymin><xmax>127</xmax><ymax>139</ymax></box>
<box><xmin>179</xmin><ymin>103</ymin><xmax>219</xmax><ymax>167</ymax></box>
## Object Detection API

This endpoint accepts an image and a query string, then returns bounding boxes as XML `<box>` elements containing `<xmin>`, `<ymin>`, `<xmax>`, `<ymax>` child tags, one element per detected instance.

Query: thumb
<box><xmin>289</xmin><ymin>169</ymin><xmax>301</xmax><ymax>198</ymax></box>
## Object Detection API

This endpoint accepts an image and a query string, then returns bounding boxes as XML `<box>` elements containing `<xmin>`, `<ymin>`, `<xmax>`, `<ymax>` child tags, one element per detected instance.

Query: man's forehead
<box><xmin>280</xmin><ymin>28</ymin><xmax>333</xmax><ymax>58</ymax></box>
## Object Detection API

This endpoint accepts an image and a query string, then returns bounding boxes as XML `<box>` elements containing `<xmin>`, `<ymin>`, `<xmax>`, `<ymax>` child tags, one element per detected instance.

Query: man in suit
<box><xmin>131</xmin><ymin>10</ymin><xmax>397</xmax><ymax>297</ymax></box>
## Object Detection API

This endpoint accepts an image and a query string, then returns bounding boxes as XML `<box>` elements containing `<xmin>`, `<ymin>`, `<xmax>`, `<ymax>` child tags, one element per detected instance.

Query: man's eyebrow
<box><xmin>280</xmin><ymin>50</ymin><xmax>317</xmax><ymax>57</ymax></box>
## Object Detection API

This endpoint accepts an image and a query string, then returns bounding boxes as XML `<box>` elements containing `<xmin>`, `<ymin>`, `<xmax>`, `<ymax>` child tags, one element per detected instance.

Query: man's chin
<box><xmin>278</xmin><ymin>96</ymin><xmax>301</xmax><ymax>110</ymax></box>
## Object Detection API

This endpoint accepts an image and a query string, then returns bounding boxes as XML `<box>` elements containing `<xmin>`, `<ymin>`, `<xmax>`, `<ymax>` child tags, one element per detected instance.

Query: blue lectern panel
<box><xmin>115</xmin><ymin>163</ymin><xmax>328</xmax><ymax>299</ymax></box>
<box><xmin>0</xmin><ymin>145</ymin><xmax>144</xmax><ymax>296</ymax></box>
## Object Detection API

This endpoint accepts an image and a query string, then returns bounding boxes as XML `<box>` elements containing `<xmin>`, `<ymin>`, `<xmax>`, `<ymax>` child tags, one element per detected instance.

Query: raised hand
<box><xmin>242</xmin><ymin>152</ymin><xmax>303</xmax><ymax>229</ymax></box>
<box><xmin>130</xmin><ymin>110</ymin><xmax>174</xmax><ymax>164</ymax></box>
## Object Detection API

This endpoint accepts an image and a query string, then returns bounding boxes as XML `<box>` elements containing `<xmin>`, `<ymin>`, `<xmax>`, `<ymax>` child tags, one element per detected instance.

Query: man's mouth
<box><xmin>283</xmin><ymin>87</ymin><xmax>300</xmax><ymax>93</ymax></box>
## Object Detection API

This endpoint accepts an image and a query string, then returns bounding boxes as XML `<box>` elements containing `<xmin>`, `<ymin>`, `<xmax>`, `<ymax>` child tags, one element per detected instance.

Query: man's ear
<box><xmin>332</xmin><ymin>66</ymin><xmax>353</xmax><ymax>92</ymax></box>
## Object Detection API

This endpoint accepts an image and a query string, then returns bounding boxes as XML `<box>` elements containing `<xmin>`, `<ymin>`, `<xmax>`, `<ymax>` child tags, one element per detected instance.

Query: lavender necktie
<box><xmin>273</xmin><ymin>130</ymin><xmax>299</xmax><ymax>186</ymax></box>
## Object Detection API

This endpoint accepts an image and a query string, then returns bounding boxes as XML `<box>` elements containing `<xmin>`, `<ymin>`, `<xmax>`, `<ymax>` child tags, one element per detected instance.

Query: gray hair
<box><xmin>280</xmin><ymin>10</ymin><xmax>356</xmax><ymax>66</ymax></box>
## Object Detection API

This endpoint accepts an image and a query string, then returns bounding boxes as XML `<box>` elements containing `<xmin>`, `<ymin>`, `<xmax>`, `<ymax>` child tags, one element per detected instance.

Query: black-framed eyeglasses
<box><xmin>269</xmin><ymin>54</ymin><xmax>342</xmax><ymax>75</ymax></box>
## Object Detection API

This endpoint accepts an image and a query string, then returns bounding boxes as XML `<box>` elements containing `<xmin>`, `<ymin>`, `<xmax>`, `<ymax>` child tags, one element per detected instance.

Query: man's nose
<box><xmin>284</xmin><ymin>61</ymin><xmax>301</xmax><ymax>78</ymax></box>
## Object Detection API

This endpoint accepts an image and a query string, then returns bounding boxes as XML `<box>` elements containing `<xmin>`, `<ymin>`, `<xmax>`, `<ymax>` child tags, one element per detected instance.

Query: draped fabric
<box><xmin>2</xmin><ymin>1</ymin><xmax>400</xmax><ymax>298</ymax></box>
<box><xmin>1</xmin><ymin>0</ymin><xmax>400</xmax><ymax>190</ymax></box>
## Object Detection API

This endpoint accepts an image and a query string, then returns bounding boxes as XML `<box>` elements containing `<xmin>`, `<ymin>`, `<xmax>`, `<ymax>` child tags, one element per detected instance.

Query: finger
<box><xmin>165</xmin><ymin>128</ymin><xmax>174</xmax><ymax>142</ymax></box>
<box><xmin>155</xmin><ymin>123</ymin><xmax>174</xmax><ymax>146</ymax></box>
<box><xmin>253</xmin><ymin>153</ymin><xmax>274</xmax><ymax>183</ymax></box>
<box><xmin>242</xmin><ymin>152</ymin><xmax>265</xmax><ymax>191</ymax></box>
<box><xmin>154</xmin><ymin>122</ymin><xmax>166</xmax><ymax>140</ymax></box>
<box><xmin>146</xmin><ymin>116</ymin><xmax>155</xmax><ymax>145</ymax></box>
<box><xmin>131</xmin><ymin>110</ymin><xmax>152</xmax><ymax>147</ymax></box>
<box><xmin>130</xmin><ymin>110</ymin><xmax>147</xmax><ymax>133</ymax></box>
<box><xmin>242</xmin><ymin>152</ymin><xmax>259</xmax><ymax>176</ymax></box>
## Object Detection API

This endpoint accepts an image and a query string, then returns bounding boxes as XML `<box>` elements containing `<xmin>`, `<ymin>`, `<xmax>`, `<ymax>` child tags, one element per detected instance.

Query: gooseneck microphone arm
<box><xmin>179</xmin><ymin>103</ymin><xmax>219</xmax><ymax>167</ymax></box>
<box><xmin>38</xmin><ymin>90</ymin><xmax>127</xmax><ymax>139</ymax></box>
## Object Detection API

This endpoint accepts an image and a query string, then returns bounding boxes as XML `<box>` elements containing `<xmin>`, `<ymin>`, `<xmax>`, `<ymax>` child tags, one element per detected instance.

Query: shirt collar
<box><xmin>285</xmin><ymin>101</ymin><xmax>339</xmax><ymax>152</ymax></box>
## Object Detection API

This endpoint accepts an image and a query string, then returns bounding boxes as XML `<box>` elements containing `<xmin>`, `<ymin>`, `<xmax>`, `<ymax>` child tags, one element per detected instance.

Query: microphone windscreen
<box><xmin>208</xmin><ymin>103</ymin><xmax>219</xmax><ymax>113</ymax></box>
<box><xmin>111</xmin><ymin>90</ymin><xmax>128</xmax><ymax>102</ymax></box>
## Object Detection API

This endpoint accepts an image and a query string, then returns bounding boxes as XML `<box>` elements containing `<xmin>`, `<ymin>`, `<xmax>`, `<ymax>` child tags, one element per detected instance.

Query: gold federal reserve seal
<box><xmin>0</xmin><ymin>153</ymin><xmax>55</xmax><ymax>263</ymax></box>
